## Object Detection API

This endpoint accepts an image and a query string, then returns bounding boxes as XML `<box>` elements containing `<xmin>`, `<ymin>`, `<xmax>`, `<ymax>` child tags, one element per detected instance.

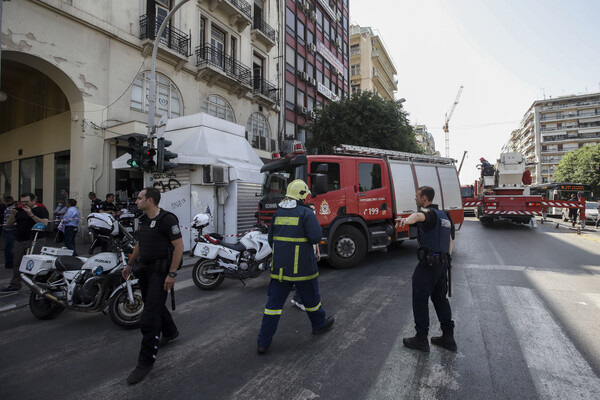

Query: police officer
<box><xmin>395</xmin><ymin>186</ymin><xmax>456</xmax><ymax>352</ymax></box>
<box><xmin>257</xmin><ymin>180</ymin><xmax>334</xmax><ymax>354</ymax></box>
<box><xmin>123</xmin><ymin>187</ymin><xmax>183</xmax><ymax>384</ymax></box>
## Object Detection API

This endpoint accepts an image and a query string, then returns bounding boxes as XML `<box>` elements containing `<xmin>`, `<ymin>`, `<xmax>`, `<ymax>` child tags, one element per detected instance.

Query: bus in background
<box><xmin>529</xmin><ymin>182</ymin><xmax>593</xmax><ymax>216</ymax></box>
<box><xmin>460</xmin><ymin>184</ymin><xmax>476</xmax><ymax>216</ymax></box>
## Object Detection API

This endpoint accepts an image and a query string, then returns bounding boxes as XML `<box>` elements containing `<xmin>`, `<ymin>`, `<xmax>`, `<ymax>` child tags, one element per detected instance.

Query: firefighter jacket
<box><xmin>416</xmin><ymin>205</ymin><xmax>452</xmax><ymax>256</ymax></box>
<box><xmin>268</xmin><ymin>199</ymin><xmax>322</xmax><ymax>281</ymax></box>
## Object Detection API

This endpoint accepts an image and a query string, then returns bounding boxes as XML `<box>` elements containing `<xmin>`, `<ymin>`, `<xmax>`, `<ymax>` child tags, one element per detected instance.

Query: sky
<box><xmin>349</xmin><ymin>0</ymin><xmax>600</xmax><ymax>184</ymax></box>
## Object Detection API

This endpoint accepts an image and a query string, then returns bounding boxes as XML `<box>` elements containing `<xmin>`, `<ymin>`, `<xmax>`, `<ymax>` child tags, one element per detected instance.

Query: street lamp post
<box><xmin>147</xmin><ymin>0</ymin><xmax>190</xmax><ymax>141</ymax></box>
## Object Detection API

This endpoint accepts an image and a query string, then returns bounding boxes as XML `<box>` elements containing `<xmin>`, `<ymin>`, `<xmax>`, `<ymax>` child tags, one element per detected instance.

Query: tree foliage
<box><xmin>553</xmin><ymin>144</ymin><xmax>600</xmax><ymax>196</ymax></box>
<box><xmin>306</xmin><ymin>91</ymin><xmax>421</xmax><ymax>155</ymax></box>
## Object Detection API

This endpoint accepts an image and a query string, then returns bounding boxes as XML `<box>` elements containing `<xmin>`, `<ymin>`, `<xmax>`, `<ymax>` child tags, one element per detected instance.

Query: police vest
<box><xmin>269</xmin><ymin>204</ymin><xmax>322</xmax><ymax>282</ymax></box>
<box><xmin>138</xmin><ymin>210</ymin><xmax>178</xmax><ymax>265</ymax></box>
<box><xmin>417</xmin><ymin>208</ymin><xmax>451</xmax><ymax>256</ymax></box>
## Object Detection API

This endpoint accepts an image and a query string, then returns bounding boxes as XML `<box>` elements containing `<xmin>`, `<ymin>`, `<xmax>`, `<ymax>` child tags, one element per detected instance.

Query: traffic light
<box><xmin>127</xmin><ymin>136</ymin><xmax>145</xmax><ymax>169</ymax></box>
<box><xmin>141</xmin><ymin>146</ymin><xmax>157</xmax><ymax>172</ymax></box>
<box><xmin>157</xmin><ymin>138</ymin><xmax>178</xmax><ymax>172</ymax></box>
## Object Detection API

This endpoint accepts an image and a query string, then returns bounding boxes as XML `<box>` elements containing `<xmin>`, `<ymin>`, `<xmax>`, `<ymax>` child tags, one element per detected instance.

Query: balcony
<box><xmin>252</xmin><ymin>77</ymin><xmax>279</xmax><ymax>108</ymax></box>
<box><xmin>251</xmin><ymin>15</ymin><xmax>276</xmax><ymax>51</ymax></box>
<box><xmin>195</xmin><ymin>44</ymin><xmax>252</xmax><ymax>96</ymax></box>
<box><xmin>197</xmin><ymin>0</ymin><xmax>252</xmax><ymax>33</ymax></box>
<box><xmin>140</xmin><ymin>15</ymin><xmax>190</xmax><ymax>70</ymax></box>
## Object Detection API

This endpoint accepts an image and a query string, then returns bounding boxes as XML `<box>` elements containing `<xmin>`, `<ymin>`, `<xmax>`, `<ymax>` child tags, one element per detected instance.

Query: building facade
<box><xmin>0</xmin><ymin>0</ymin><xmax>280</xmax><ymax>215</ymax></box>
<box><xmin>282</xmin><ymin>0</ymin><xmax>349</xmax><ymax>147</ymax></box>
<box><xmin>414</xmin><ymin>125</ymin><xmax>437</xmax><ymax>155</ymax></box>
<box><xmin>349</xmin><ymin>24</ymin><xmax>397</xmax><ymax>101</ymax></box>
<box><xmin>505</xmin><ymin>93</ymin><xmax>600</xmax><ymax>183</ymax></box>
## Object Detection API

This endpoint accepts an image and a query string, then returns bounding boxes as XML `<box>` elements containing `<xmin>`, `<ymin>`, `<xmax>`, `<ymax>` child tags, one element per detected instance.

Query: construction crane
<box><xmin>443</xmin><ymin>85</ymin><xmax>464</xmax><ymax>158</ymax></box>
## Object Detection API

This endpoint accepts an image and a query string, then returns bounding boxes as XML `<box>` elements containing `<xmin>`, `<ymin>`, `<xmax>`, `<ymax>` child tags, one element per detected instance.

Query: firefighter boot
<box><xmin>431</xmin><ymin>330</ymin><xmax>457</xmax><ymax>352</ymax></box>
<box><xmin>403</xmin><ymin>333</ymin><xmax>430</xmax><ymax>352</ymax></box>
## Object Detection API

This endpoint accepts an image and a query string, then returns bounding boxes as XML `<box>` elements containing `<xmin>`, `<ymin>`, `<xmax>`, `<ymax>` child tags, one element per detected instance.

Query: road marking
<box><xmin>498</xmin><ymin>286</ymin><xmax>600</xmax><ymax>400</ymax></box>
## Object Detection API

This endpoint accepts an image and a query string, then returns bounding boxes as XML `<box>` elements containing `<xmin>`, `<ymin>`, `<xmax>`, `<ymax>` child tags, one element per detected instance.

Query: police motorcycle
<box><xmin>19</xmin><ymin>213</ymin><xmax>144</xmax><ymax>328</ymax></box>
<box><xmin>190</xmin><ymin>213</ymin><xmax>272</xmax><ymax>290</ymax></box>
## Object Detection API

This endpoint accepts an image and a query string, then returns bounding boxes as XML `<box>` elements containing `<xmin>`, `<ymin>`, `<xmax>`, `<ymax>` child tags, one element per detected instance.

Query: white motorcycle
<box><xmin>191</xmin><ymin>214</ymin><xmax>272</xmax><ymax>290</ymax></box>
<box><xmin>19</xmin><ymin>213</ymin><xmax>144</xmax><ymax>328</ymax></box>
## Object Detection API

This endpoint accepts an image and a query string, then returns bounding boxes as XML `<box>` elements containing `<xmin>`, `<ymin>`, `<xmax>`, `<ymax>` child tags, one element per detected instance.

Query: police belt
<box><xmin>417</xmin><ymin>248</ymin><xmax>448</xmax><ymax>264</ymax></box>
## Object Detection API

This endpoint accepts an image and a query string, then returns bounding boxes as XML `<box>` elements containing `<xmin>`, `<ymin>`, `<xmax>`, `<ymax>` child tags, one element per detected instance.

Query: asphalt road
<box><xmin>1</xmin><ymin>217</ymin><xmax>599</xmax><ymax>399</ymax></box>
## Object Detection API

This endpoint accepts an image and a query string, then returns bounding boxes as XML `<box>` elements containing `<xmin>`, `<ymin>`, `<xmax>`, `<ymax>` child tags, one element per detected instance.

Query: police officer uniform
<box><xmin>135</xmin><ymin>209</ymin><xmax>181</xmax><ymax>368</ymax></box>
<box><xmin>257</xmin><ymin>180</ymin><xmax>334</xmax><ymax>353</ymax></box>
<box><xmin>413</xmin><ymin>205</ymin><xmax>454</xmax><ymax>334</ymax></box>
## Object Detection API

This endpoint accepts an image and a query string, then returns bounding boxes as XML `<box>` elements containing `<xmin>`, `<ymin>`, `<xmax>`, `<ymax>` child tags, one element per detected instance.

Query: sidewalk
<box><xmin>539</xmin><ymin>216</ymin><xmax>600</xmax><ymax>236</ymax></box>
<box><xmin>0</xmin><ymin>237</ymin><xmax>197</xmax><ymax>313</ymax></box>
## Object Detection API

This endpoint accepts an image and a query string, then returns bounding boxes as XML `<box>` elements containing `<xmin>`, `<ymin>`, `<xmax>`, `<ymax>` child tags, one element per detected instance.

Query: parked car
<box><xmin>562</xmin><ymin>201</ymin><xmax>599</xmax><ymax>224</ymax></box>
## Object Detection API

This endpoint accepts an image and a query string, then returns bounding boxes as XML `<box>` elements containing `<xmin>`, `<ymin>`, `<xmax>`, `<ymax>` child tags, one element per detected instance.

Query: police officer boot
<box><xmin>403</xmin><ymin>333</ymin><xmax>430</xmax><ymax>352</ymax></box>
<box><xmin>431</xmin><ymin>330</ymin><xmax>457</xmax><ymax>352</ymax></box>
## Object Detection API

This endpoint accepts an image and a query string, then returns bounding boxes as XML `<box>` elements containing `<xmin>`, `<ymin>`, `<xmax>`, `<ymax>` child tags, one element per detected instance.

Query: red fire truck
<box><xmin>257</xmin><ymin>144</ymin><xmax>464</xmax><ymax>269</ymax></box>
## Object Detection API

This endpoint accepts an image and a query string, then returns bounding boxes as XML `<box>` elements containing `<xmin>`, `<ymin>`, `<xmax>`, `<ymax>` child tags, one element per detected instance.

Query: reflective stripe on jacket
<box><xmin>268</xmin><ymin>202</ymin><xmax>322</xmax><ymax>281</ymax></box>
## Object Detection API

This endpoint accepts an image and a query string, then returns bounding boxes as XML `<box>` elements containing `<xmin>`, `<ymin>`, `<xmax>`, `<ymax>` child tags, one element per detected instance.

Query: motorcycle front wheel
<box><xmin>108</xmin><ymin>285</ymin><xmax>144</xmax><ymax>328</ymax></box>
<box><xmin>192</xmin><ymin>259</ymin><xmax>225</xmax><ymax>290</ymax></box>
<box><xmin>29</xmin><ymin>292</ymin><xmax>64</xmax><ymax>320</ymax></box>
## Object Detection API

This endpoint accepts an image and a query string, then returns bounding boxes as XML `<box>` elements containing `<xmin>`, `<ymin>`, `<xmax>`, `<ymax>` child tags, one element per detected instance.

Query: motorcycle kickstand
<box><xmin>239</xmin><ymin>279</ymin><xmax>247</xmax><ymax>287</ymax></box>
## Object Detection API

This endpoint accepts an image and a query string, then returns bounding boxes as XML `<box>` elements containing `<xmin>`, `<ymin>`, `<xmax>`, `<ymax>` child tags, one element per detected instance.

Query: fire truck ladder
<box><xmin>333</xmin><ymin>144</ymin><xmax>456</xmax><ymax>165</ymax></box>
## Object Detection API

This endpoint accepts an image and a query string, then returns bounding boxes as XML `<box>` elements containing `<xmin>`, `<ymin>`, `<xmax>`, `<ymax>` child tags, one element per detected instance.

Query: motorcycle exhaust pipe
<box><xmin>20</xmin><ymin>273</ymin><xmax>70</xmax><ymax>308</ymax></box>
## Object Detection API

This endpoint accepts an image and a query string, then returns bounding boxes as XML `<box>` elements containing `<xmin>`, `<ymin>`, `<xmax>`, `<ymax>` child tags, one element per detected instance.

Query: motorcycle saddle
<box><xmin>219</xmin><ymin>241</ymin><xmax>246</xmax><ymax>252</ymax></box>
<box><xmin>56</xmin><ymin>256</ymin><xmax>85</xmax><ymax>271</ymax></box>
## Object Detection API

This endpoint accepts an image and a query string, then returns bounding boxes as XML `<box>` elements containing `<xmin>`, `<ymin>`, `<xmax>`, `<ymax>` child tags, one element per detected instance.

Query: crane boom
<box><xmin>443</xmin><ymin>85</ymin><xmax>464</xmax><ymax>157</ymax></box>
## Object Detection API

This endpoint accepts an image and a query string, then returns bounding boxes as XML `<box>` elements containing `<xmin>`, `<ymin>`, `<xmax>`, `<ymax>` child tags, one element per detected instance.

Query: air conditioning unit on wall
<box><xmin>202</xmin><ymin>165</ymin><xmax>228</xmax><ymax>184</ymax></box>
<box><xmin>308</xmin><ymin>43</ymin><xmax>316</xmax><ymax>53</ymax></box>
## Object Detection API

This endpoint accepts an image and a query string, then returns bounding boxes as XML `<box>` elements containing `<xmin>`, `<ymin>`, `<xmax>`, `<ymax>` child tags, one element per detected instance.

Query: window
<box><xmin>246</xmin><ymin>113</ymin><xmax>271</xmax><ymax>151</ymax></box>
<box><xmin>130</xmin><ymin>72</ymin><xmax>182</xmax><ymax>118</ymax></box>
<box><xmin>285</xmin><ymin>121</ymin><xmax>296</xmax><ymax>139</ymax></box>
<box><xmin>350</xmin><ymin>44</ymin><xmax>360</xmax><ymax>56</ymax></box>
<box><xmin>286</xmin><ymin>44</ymin><xmax>295</xmax><ymax>72</ymax></box>
<box><xmin>297</xmin><ymin>89</ymin><xmax>305</xmax><ymax>107</ymax></box>
<box><xmin>351</xmin><ymin>83</ymin><xmax>360</xmax><ymax>94</ymax></box>
<box><xmin>297</xmin><ymin>54</ymin><xmax>305</xmax><ymax>73</ymax></box>
<box><xmin>286</xmin><ymin>7</ymin><xmax>295</xmax><ymax>35</ymax></box>
<box><xmin>358</xmin><ymin>163</ymin><xmax>382</xmax><ymax>192</ymax></box>
<box><xmin>297</xmin><ymin>21</ymin><xmax>305</xmax><ymax>45</ymax></box>
<box><xmin>20</xmin><ymin>156</ymin><xmax>44</xmax><ymax>201</ymax></box>
<box><xmin>311</xmin><ymin>162</ymin><xmax>340</xmax><ymax>191</ymax></box>
<box><xmin>350</xmin><ymin>64</ymin><xmax>360</xmax><ymax>76</ymax></box>
<box><xmin>285</xmin><ymin>83</ymin><xmax>295</xmax><ymax>109</ymax></box>
<box><xmin>201</xmin><ymin>94</ymin><xmax>235</xmax><ymax>122</ymax></box>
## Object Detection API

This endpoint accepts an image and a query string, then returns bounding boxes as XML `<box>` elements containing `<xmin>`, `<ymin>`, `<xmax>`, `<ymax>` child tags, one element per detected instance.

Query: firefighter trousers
<box><xmin>136</xmin><ymin>265</ymin><xmax>178</xmax><ymax>368</ymax></box>
<box><xmin>257</xmin><ymin>278</ymin><xmax>326</xmax><ymax>347</ymax></box>
<box><xmin>412</xmin><ymin>260</ymin><xmax>455</xmax><ymax>336</ymax></box>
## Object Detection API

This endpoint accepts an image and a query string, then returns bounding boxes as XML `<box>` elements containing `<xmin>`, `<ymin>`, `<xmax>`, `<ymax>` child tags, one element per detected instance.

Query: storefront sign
<box><xmin>317</xmin><ymin>41</ymin><xmax>344</xmax><ymax>75</ymax></box>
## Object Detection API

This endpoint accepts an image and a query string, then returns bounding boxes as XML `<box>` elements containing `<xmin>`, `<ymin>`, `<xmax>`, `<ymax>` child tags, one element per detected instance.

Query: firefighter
<box><xmin>256</xmin><ymin>179</ymin><xmax>334</xmax><ymax>354</ymax></box>
<box><xmin>395</xmin><ymin>186</ymin><xmax>456</xmax><ymax>352</ymax></box>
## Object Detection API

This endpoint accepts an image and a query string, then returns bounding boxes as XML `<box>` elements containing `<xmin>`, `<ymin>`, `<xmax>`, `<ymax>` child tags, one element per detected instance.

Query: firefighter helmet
<box><xmin>285</xmin><ymin>179</ymin><xmax>311</xmax><ymax>201</ymax></box>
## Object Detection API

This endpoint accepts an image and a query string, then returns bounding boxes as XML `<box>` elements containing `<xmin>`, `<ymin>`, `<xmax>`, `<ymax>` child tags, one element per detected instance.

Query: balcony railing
<box><xmin>195</xmin><ymin>44</ymin><xmax>252</xmax><ymax>86</ymax></box>
<box><xmin>253</xmin><ymin>77</ymin><xmax>279</xmax><ymax>103</ymax></box>
<box><xmin>229</xmin><ymin>0</ymin><xmax>252</xmax><ymax>19</ymax></box>
<box><xmin>140</xmin><ymin>15</ymin><xmax>190</xmax><ymax>57</ymax></box>
<box><xmin>252</xmin><ymin>15</ymin><xmax>276</xmax><ymax>42</ymax></box>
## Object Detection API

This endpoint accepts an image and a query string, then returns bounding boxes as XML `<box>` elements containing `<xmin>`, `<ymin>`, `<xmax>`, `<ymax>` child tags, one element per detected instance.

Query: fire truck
<box><xmin>257</xmin><ymin>143</ymin><xmax>464</xmax><ymax>269</ymax></box>
<box><xmin>463</xmin><ymin>152</ymin><xmax>586</xmax><ymax>225</ymax></box>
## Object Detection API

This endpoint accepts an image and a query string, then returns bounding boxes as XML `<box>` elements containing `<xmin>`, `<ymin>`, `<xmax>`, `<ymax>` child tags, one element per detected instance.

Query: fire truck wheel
<box><xmin>329</xmin><ymin>225</ymin><xmax>366</xmax><ymax>269</ymax></box>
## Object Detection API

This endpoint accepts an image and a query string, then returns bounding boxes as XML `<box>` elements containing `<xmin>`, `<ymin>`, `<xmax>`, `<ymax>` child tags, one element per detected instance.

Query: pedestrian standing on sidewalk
<box><xmin>395</xmin><ymin>186</ymin><xmax>456</xmax><ymax>352</ymax></box>
<box><xmin>122</xmin><ymin>187</ymin><xmax>183</xmax><ymax>385</ymax></box>
<box><xmin>290</xmin><ymin>202</ymin><xmax>321</xmax><ymax>312</ymax></box>
<box><xmin>2</xmin><ymin>196</ymin><xmax>16</xmax><ymax>270</ymax></box>
<box><xmin>61</xmin><ymin>199</ymin><xmax>80</xmax><ymax>255</ymax></box>
<box><xmin>1</xmin><ymin>193</ymin><xmax>49</xmax><ymax>292</ymax></box>
<box><xmin>256</xmin><ymin>180</ymin><xmax>334</xmax><ymax>354</ymax></box>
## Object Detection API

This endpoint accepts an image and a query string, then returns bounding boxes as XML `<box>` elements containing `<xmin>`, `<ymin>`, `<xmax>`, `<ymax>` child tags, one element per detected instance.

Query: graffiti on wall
<box><xmin>149</xmin><ymin>171</ymin><xmax>181</xmax><ymax>193</ymax></box>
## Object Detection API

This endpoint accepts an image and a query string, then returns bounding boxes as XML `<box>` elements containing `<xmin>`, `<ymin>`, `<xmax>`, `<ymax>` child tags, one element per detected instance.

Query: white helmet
<box><xmin>87</xmin><ymin>212</ymin><xmax>119</xmax><ymax>236</ymax></box>
<box><xmin>192</xmin><ymin>213</ymin><xmax>210</xmax><ymax>229</ymax></box>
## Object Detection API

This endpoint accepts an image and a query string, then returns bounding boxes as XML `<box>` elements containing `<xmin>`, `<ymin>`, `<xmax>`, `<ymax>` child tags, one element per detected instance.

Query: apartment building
<box><xmin>349</xmin><ymin>24</ymin><xmax>397</xmax><ymax>101</ymax></box>
<box><xmin>0</xmin><ymin>0</ymin><xmax>280</xmax><ymax>211</ymax></box>
<box><xmin>505</xmin><ymin>93</ymin><xmax>600</xmax><ymax>183</ymax></box>
<box><xmin>282</xmin><ymin>0</ymin><xmax>350</xmax><ymax>146</ymax></box>
<box><xmin>414</xmin><ymin>125</ymin><xmax>437</xmax><ymax>155</ymax></box>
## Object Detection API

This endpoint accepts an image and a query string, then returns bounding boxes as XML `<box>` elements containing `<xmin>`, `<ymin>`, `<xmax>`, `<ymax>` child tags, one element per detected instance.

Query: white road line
<box><xmin>498</xmin><ymin>286</ymin><xmax>600</xmax><ymax>400</ymax></box>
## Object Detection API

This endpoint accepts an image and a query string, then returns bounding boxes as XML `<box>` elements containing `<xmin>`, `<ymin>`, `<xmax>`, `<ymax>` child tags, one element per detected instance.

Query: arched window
<box><xmin>130</xmin><ymin>72</ymin><xmax>182</xmax><ymax>118</ymax></box>
<box><xmin>246</xmin><ymin>112</ymin><xmax>271</xmax><ymax>151</ymax></box>
<box><xmin>201</xmin><ymin>95</ymin><xmax>235</xmax><ymax>122</ymax></box>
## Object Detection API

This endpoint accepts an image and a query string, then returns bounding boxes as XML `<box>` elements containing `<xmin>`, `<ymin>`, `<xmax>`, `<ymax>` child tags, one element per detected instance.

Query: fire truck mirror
<box><xmin>316</xmin><ymin>163</ymin><xmax>328</xmax><ymax>174</ymax></box>
<box><xmin>312</xmin><ymin>174</ymin><xmax>328</xmax><ymax>196</ymax></box>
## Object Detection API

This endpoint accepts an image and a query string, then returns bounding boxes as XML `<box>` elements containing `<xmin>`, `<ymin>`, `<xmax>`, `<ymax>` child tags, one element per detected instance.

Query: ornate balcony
<box><xmin>140</xmin><ymin>15</ymin><xmax>191</xmax><ymax>70</ymax></box>
<box><xmin>251</xmin><ymin>15</ymin><xmax>276</xmax><ymax>51</ymax></box>
<box><xmin>195</xmin><ymin>44</ymin><xmax>252</xmax><ymax>96</ymax></box>
<box><xmin>197</xmin><ymin>0</ymin><xmax>252</xmax><ymax>33</ymax></box>
<box><xmin>252</xmin><ymin>77</ymin><xmax>279</xmax><ymax>108</ymax></box>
